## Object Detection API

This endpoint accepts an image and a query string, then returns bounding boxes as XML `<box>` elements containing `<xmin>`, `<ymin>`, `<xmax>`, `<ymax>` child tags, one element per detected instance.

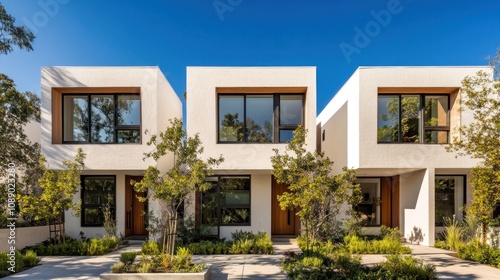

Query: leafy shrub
<box><xmin>177</xmin><ymin>217</ymin><xmax>218</xmax><ymax>244</ymax></box>
<box><xmin>380</xmin><ymin>225</ymin><xmax>403</xmax><ymax>240</ymax></box>
<box><xmin>185</xmin><ymin>231</ymin><xmax>273</xmax><ymax>255</ymax></box>
<box><xmin>441</xmin><ymin>216</ymin><xmax>465</xmax><ymax>251</ymax></box>
<box><xmin>111</xmin><ymin>263</ymin><xmax>126</xmax><ymax>273</ymax></box>
<box><xmin>142</xmin><ymin>240</ymin><xmax>161</xmax><ymax>255</ymax></box>
<box><xmin>458</xmin><ymin>241</ymin><xmax>500</xmax><ymax>267</ymax></box>
<box><xmin>22</xmin><ymin>236</ymin><xmax>118</xmax><ymax>256</ymax></box>
<box><xmin>345</xmin><ymin>235</ymin><xmax>411</xmax><ymax>254</ymax></box>
<box><xmin>23</xmin><ymin>250</ymin><xmax>41</xmax><ymax>267</ymax></box>
<box><xmin>119</xmin><ymin>252</ymin><xmax>137</xmax><ymax>265</ymax></box>
<box><xmin>376</xmin><ymin>255</ymin><xmax>437</xmax><ymax>279</ymax></box>
<box><xmin>301</xmin><ymin>256</ymin><xmax>323</xmax><ymax>268</ymax></box>
<box><xmin>230</xmin><ymin>239</ymin><xmax>254</xmax><ymax>254</ymax></box>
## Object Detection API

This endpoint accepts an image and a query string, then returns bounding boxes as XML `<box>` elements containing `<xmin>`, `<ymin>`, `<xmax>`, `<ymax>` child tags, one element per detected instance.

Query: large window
<box><xmin>63</xmin><ymin>94</ymin><xmax>141</xmax><ymax>143</ymax></box>
<box><xmin>355</xmin><ymin>178</ymin><xmax>381</xmax><ymax>226</ymax></box>
<box><xmin>435</xmin><ymin>176</ymin><xmax>465</xmax><ymax>226</ymax></box>
<box><xmin>81</xmin><ymin>176</ymin><xmax>116</xmax><ymax>227</ymax></box>
<box><xmin>218</xmin><ymin>94</ymin><xmax>303</xmax><ymax>143</ymax></box>
<box><xmin>201</xmin><ymin>176</ymin><xmax>251</xmax><ymax>226</ymax></box>
<box><xmin>377</xmin><ymin>94</ymin><xmax>449</xmax><ymax>143</ymax></box>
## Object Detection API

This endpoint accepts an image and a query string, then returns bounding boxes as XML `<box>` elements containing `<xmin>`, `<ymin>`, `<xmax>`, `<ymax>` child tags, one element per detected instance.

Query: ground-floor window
<box><xmin>81</xmin><ymin>175</ymin><xmax>116</xmax><ymax>227</ymax></box>
<box><xmin>435</xmin><ymin>175</ymin><xmax>465</xmax><ymax>226</ymax></box>
<box><xmin>201</xmin><ymin>176</ymin><xmax>251</xmax><ymax>226</ymax></box>
<box><xmin>355</xmin><ymin>178</ymin><xmax>381</xmax><ymax>226</ymax></box>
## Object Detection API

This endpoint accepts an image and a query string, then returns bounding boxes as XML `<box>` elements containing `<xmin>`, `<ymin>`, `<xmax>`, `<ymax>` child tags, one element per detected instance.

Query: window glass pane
<box><xmin>63</xmin><ymin>95</ymin><xmax>89</xmax><ymax>142</ymax></box>
<box><xmin>246</xmin><ymin>95</ymin><xmax>273</xmax><ymax>142</ymax></box>
<box><xmin>280</xmin><ymin>95</ymin><xmax>303</xmax><ymax>125</ymax></box>
<box><xmin>279</xmin><ymin>129</ymin><xmax>295</xmax><ymax>143</ymax></box>
<box><xmin>424</xmin><ymin>96</ymin><xmax>449</xmax><ymax>127</ymax></box>
<box><xmin>221</xmin><ymin>208</ymin><xmax>250</xmax><ymax>224</ymax></box>
<box><xmin>435</xmin><ymin>178</ymin><xmax>456</xmax><ymax>226</ymax></box>
<box><xmin>424</xmin><ymin>131</ymin><xmax>448</xmax><ymax>144</ymax></box>
<box><xmin>401</xmin><ymin>96</ymin><xmax>420</xmax><ymax>143</ymax></box>
<box><xmin>219</xmin><ymin>96</ymin><xmax>244</xmax><ymax>142</ymax></box>
<box><xmin>377</xmin><ymin>96</ymin><xmax>399</xmax><ymax>142</ymax></box>
<box><xmin>201</xmin><ymin>186</ymin><xmax>218</xmax><ymax>226</ymax></box>
<box><xmin>82</xmin><ymin>177</ymin><xmax>116</xmax><ymax>226</ymax></box>
<box><xmin>84</xmin><ymin>208</ymin><xmax>102</xmax><ymax>225</ymax></box>
<box><xmin>90</xmin><ymin>95</ymin><xmax>115</xmax><ymax>143</ymax></box>
<box><xmin>117</xmin><ymin>95</ymin><xmax>140</xmax><ymax>125</ymax></box>
<box><xmin>117</xmin><ymin>130</ymin><xmax>141</xmax><ymax>143</ymax></box>
<box><xmin>356</xmin><ymin>180</ymin><xmax>380</xmax><ymax>226</ymax></box>
<box><xmin>224</xmin><ymin>191</ymin><xmax>250</xmax><ymax>205</ymax></box>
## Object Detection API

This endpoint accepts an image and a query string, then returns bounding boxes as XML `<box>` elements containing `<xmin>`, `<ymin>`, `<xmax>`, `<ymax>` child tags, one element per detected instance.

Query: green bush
<box><xmin>111</xmin><ymin>263</ymin><xmax>126</xmax><ymax>273</ymax></box>
<box><xmin>458</xmin><ymin>241</ymin><xmax>500</xmax><ymax>267</ymax></box>
<box><xmin>380</xmin><ymin>226</ymin><xmax>403</xmax><ymax>240</ymax></box>
<box><xmin>142</xmin><ymin>240</ymin><xmax>161</xmax><ymax>255</ymax></box>
<box><xmin>185</xmin><ymin>231</ymin><xmax>273</xmax><ymax>255</ymax></box>
<box><xmin>376</xmin><ymin>255</ymin><xmax>437</xmax><ymax>279</ymax></box>
<box><xmin>0</xmin><ymin>250</ymin><xmax>41</xmax><ymax>277</ymax></box>
<box><xmin>345</xmin><ymin>235</ymin><xmax>411</xmax><ymax>254</ymax></box>
<box><xmin>22</xmin><ymin>250</ymin><xmax>41</xmax><ymax>267</ymax></box>
<box><xmin>111</xmin><ymin>250</ymin><xmax>206</xmax><ymax>274</ymax></box>
<box><xmin>22</xmin><ymin>236</ymin><xmax>119</xmax><ymax>256</ymax></box>
<box><xmin>119</xmin><ymin>252</ymin><xmax>137</xmax><ymax>265</ymax></box>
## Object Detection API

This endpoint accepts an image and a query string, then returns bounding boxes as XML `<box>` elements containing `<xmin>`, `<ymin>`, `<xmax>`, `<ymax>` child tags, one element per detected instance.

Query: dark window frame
<box><xmin>201</xmin><ymin>175</ymin><xmax>251</xmax><ymax>227</ymax></box>
<box><xmin>81</xmin><ymin>175</ymin><xmax>116</xmax><ymax>227</ymax></box>
<box><xmin>435</xmin><ymin>174</ymin><xmax>466</xmax><ymax>226</ymax></box>
<box><xmin>62</xmin><ymin>93</ymin><xmax>141</xmax><ymax>144</ymax></box>
<box><xmin>217</xmin><ymin>94</ymin><xmax>304</xmax><ymax>144</ymax></box>
<box><xmin>377</xmin><ymin>94</ymin><xmax>450</xmax><ymax>144</ymax></box>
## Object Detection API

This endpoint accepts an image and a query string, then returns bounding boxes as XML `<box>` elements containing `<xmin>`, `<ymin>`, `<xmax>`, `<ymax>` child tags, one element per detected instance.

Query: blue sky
<box><xmin>1</xmin><ymin>0</ymin><xmax>499</xmax><ymax>115</ymax></box>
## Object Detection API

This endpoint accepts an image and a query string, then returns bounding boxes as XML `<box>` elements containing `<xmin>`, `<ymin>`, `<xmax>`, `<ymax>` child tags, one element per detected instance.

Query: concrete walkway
<box><xmin>4</xmin><ymin>243</ymin><xmax>142</xmax><ymax>280</ymax></box>
<box><xmin>5</xmin><ymin>240</ymin><xmax>500</xmax><ymax>279</ymax></box>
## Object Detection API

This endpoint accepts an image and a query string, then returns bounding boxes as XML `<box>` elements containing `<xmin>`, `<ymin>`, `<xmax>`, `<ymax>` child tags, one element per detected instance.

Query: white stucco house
<box><xmin>186</xmin><ymin>67</ymin><xmax>317</xmax><ymax>240</ymax></box>
<box><xmin>41</xmin><ymin>66</ymin><xmax>182</xmax><ymax>239</ymax></box>
<box><xmin>317</xmin><ymin>66</ymin><xmax>492</xmax><ymax>246</ymax></box>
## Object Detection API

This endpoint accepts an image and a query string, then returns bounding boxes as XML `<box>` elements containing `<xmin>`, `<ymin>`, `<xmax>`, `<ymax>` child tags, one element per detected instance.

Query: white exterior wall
<box><xmin>319</xmin><ymin>66</ymin><xmax>491</xmax><ymax>246</ymax></box>
<box><xmin>41</xmin><ymin>66</ymin><xmax>181</xmax><ymax>239</ymax></box>
<box><xmin>186</xmin><ymin>67</ymin><xmax>317</xmax><ymax>171</ymax></box>
<box><xmin>41</xmin><ymin>66</ymin><xmax>180</xmax><ymax>170</ymax></box>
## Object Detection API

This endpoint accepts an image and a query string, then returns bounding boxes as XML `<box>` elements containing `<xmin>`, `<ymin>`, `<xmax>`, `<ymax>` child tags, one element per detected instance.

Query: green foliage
<box><xmin>119</xmin><ymin>252</ymin><xmax>137</xmax><ymax>265</ymax></box>
<box><xmin>0</xmin><ymin>3</ymin><xmax>35</xmax><ymax>54</ymax></box>
<box><xmin>271</xmin><ymin>126</ymin><xmax>361</xmax><ymax>251</ymax></box>
<box><xmin>282</xmin><ymin>251</ymin><xmax>437</xmax><ymax>280</ymax></box>
<box><xmin>103</xmin><ymin>203</ymin><xmax>117</xmax><ymax>238</ymax></box>
<box><xmin>458</xmin><ymin>241</ymin><xmax>500</xmax><ymax>267</ymax></box>
<box><xmin>441</xmin><ymin>216</ymin><xmax>465</xmax><ymax>251</ymax></box>
<box><xmin>447</xmin><ymin>49</ymin><xmax>500</xmax><ymax>244</ymax></box>
<box><xmin>380</xmin><ymin>226</ymin><xmax>403</xmax><ymax>240</ymax></box>
<box><xmin>0</xmin><ymin>250</ymin><xmax>40</xmax><ymax>276</ymax></box>
<box><xmin>22</xmin><ymin>236</ymin><xmax>118</xmax><ymax>256</ymax></box>
<box><xmin>133</xmin><ymin>118</ymin><xmax>223</xmax><ymax>255</ymax></box>
<box><xmin>177</xmin><ymin>217</ymin><xmax>218</xmax><ymax>244</ymax></box>
<box><xmin>111</xmin><ymin>263</ymin><xmax>126</xmax><ymax>273</ymax></box>
<box><xmin>185</xmin><ymin>231</ymin><xmax>273</xmax><ymax>255</ymax></box>
<box><xmin>142</xmin><ymin>240</ymin><xmax>161</xmax><ymax>255</ymax></box>
<box><xmin>344</xmin><ymin>235</ymin><xmax>411</xmax><ymax>254</ymax></box>
<box><xmin>18</xmin><ymin>148</ymin><xmax>86</xmax><ymax>243</ymax></box>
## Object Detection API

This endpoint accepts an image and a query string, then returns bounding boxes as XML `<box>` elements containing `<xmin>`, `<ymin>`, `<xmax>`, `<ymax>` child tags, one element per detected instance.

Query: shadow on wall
<box><xmin>408</xmin><ymin>226</ymin><xmax>424</xmax><ymax>245</ymax></box>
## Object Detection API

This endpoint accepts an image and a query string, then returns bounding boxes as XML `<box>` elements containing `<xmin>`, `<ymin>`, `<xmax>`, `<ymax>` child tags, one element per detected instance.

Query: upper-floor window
<box><xmin>377</xmin><ymin>94</ymin><xmax>449</xmax><ymax>143</ymax></box>
<box><xmin>63</xmin><ymin>94</ymin><xmax>140</xmax><ymax>143</ymax></box>
<box><xmin>218</xmin><ymin>94</ymin><xmax>303</xmax><ymax>143</ymax></box>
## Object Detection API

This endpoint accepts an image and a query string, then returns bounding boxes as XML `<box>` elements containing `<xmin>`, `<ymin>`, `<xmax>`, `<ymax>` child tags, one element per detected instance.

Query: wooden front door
<box><xmin>272</xmin><ymin>177</ymin><xmax>299</xmax><ymax>235</ymax></box>
<box><xmin>381</xmin><ymin>176</ymin><xmax>400</xmax><ymax>228</ymax></box>
<box><xmin>125</xmin><ymin>176</ymin><xmax>148</xmax><ymax>236</ymax></box>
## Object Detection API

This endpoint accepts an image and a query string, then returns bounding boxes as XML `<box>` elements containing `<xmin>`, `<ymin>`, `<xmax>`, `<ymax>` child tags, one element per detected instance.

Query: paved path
<box><xmin>6</xmin><ymin>240</ymin><xmax>500</xmax><ymax>279</ymax></box>
<box><xmin>4</xmin><ymin>243</ymin><xmax>142</xmax><ymax>280</ymax></box>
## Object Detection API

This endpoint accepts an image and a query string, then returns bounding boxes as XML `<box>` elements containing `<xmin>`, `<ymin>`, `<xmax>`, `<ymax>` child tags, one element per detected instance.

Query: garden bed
<box><xmin>100</xmin><ymin>264</ymin><xmax>212</xmax><ymax>280</ymax></box>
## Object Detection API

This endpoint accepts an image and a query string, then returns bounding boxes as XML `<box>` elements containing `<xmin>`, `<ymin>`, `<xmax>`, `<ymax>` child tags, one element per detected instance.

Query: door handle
<box><xmin>287</xmin><ymin>210</ymin><xmax>291</xmax><ymax>225</ymax></box>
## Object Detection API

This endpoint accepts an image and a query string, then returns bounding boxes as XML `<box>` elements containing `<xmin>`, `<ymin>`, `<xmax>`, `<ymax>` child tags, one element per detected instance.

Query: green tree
<box><xmin>18</xmin><ymin>148</ymin><xmax>86</xmax><ymax>243</ymax></box>
<box><xmin>446</xmin><ymin>48</ymin><xmax>500</xmax><ymax>244</ymax></box>
<box><xmin>0</xmin><ymin>3</ymin><xmax>39</xmax><ymax>226</ymax></box>
<box><xmin>0</xmin><ymin>2</ymin><xmax>35</xmax><ymax>54</ymax></box>
<box><xmin>133</xmin><ymin>118</ymin><xmax>223</xmax><ymax>256</ymax></box>
<box><xmin>271</xmin><ymin>126</ymin><xmax>361</xmax><ymax>251</ymax></box>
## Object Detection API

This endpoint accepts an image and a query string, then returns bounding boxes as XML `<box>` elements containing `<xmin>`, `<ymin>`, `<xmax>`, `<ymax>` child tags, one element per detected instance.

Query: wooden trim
<box><xmin>391</xmin><ymin>175</ymin><xmax>400</xmax><ymax>228</ymax></box>
<box><xmin>316</xmin><ymin>123</ymin><xmax>322</xmax><ymax>152</ymax></box>
<box><xmin>381</xmin><ymin>177</ymin><xmax>391</xmax><ymax>227</ymax></box>
<box><xmin>52</xmin><ymin>87</ymin><xmax>141</xmax><ymax>144</ymax></box>
<box><xmin>217</xmin><ymin>87</ymin><xmax>307</xmax><ymax>94</ymax></box>
<box><xmin>378</xmin><ymin>87</ymin><xmax>459</xmax><ymax>94</ymax></box>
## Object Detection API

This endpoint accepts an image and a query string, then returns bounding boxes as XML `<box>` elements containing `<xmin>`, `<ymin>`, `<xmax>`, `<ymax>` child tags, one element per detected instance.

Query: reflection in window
<box><xmin>63</xmin><ymin>94</ymin><xmax>141</xmax><ymax>143</ymax></box>
<box><xmin>377</xmin><ymin>96</ymin><xmax>399</xmax><ymax>142</ymax></box>
<box><xmin>81</xmin><ymin>176</ymin><xmax>116</xmax><ymax>226</ymax></box>
<box><xmin>355</xmin><ymin>179</ymin><xmax>381</xmax><ymax>226</ymax></box>
<box><xmin>63</xmin><ymin>95</ymin><xmax>89</xmax><ymax>142</ymax></box>
<box><xmin>246</xmin><ymin>95</ymin><xmax>273</xmax><ymax>142</ymax></box>
<box><xmin>377</xmin><ymin>94</ymin><xmax>449</xmax><ymax>143</ymax></box>
<box><xmin>201</xmin><ymin>176</ymin><xmax>251</xmax><ymax>226</ymax></box>
<box><xmin>218</xmin><ymin>94</ymin><xmax>304</xmax><ymax>143</ymax></box>
<box><xmin>435</xmin><ymin>176</ymin><xmax>464</xmax><ymax>226</ymax></box>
